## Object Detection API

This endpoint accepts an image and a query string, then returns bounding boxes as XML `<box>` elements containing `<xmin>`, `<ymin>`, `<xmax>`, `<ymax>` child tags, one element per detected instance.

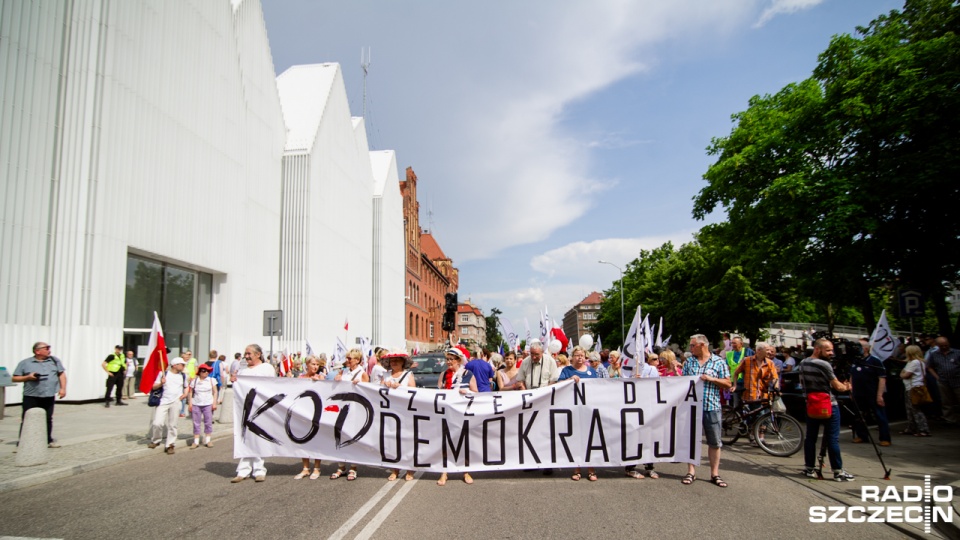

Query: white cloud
<box><xmin>754</xmin><ymin>0</ymin><xmax>824</xmax><ymax>28</ymax></box>
<box><xmin>529</xmin><ymin>233</ymin><xmax>696</xmax><ymax>280</ymax></box>
<box><xmin>422</xmin><ymin>0</ymin><xmax>760</xmax><ymax>261</ymax></box>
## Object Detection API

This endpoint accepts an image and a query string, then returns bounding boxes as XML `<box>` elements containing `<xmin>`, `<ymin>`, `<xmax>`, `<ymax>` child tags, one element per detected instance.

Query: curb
<box><xmin>0</xmin><ymin>428</ymin><xmax>233</xmax><ymax>494</ymax></box>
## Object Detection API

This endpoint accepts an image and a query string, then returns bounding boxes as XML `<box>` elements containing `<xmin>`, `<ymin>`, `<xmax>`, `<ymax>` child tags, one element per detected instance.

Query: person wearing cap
<box><xmin>102</xmin><ymin>344</ymin><xmax>128</xmax><ymax>408</ymax></box>
<box><xmin>437</xmin><ymin>347</ymin><xmax>476</xmax><ymax>486</ymax></box>
<box><xmin>516</xmin><ymin>340</ymin><xmax>559</xmax><ymax>391</ymax></box>
<box><xmin>148</xmin><ymin>357</ymin><xmax>188</xmax><ymax>454</ymax></box>
<box><xmin>382</xmin><ymin>350</ymin><xmax>416</xmax><ymax>481</ymax></box>
<box><xmin>188</xmin><ymin>363</ymin><xmax>218</xmax><ymax>449</ymax></box>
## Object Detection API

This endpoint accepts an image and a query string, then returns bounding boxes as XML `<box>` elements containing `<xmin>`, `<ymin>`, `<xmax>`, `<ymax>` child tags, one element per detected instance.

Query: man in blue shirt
<box><xmin>13</xmin><ymin>342</ymin><xmax>67</xmax><ymax>448</ymax></box>
<box><xmin>464</xmin><ymin>352</ymin><xmax>495</xmax><ymax>392</ymax></box>
<box><xmin>850</xmin><ymin>340</ymin><xmax>891</xmax><ymax>446</ymax></box>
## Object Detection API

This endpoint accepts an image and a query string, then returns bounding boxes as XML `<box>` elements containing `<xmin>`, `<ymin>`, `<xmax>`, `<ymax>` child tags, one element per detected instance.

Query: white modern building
<box><xmin>0</xmin><ymin>0</ymin><xmax>406</xmax><ymax>402</ymax></box>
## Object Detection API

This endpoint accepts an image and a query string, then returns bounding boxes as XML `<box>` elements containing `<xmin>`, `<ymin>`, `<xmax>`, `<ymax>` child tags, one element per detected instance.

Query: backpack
<box><xmin>210</xmin><ymin>360</ymin><xmax>222</xmax><ymax>385</ymax></box>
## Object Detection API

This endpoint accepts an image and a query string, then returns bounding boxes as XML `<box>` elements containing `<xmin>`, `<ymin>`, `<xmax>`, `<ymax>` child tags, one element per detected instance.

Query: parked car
<box><xmin>410</xmin><ymin>353</ymin><xmax>445</xmax><ymax>388</ymax></box>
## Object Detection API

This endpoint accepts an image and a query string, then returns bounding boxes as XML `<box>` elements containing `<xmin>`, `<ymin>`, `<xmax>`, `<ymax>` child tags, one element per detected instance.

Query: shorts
<box><xmin>703</xmin><ymin>409</ymin><xmax>722</xmax><ymax>449</ymax></box>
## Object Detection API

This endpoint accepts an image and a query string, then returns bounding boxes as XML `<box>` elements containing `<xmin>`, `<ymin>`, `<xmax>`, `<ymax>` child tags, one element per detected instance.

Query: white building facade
<box><xmin>1</xmin><ymin>0</ymin><xmax>405</xmax><ymax>402</ymax></box>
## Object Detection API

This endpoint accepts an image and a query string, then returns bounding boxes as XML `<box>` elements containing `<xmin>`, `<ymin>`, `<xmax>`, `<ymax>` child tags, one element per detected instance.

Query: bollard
<box><xmin>16</xmin><ymin>408</ymin><xmax>50</xmax><ymax>467</ymax></box>
<box><xmin>217</xmin><ymin>387</ymin><xmax>233</xmax><ymax>424</ymax></box>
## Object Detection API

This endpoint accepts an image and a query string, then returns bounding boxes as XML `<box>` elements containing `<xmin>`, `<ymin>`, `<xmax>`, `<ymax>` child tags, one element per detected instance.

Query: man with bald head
<box><xmin>927</xmin><ymin>336</ymin><xmax>960</xmax><ymax>424</ymax></box>
<box><xmin>731</xmin><ymin>342</ymin><xmax>779</xmax><ymax>402</ymax></box>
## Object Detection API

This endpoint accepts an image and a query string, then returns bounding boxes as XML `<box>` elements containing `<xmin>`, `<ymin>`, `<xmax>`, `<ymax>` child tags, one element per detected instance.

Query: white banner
<box><xmin>233</xmin><ymin>377</ymin><xmax>705</xmax><ymax>472</ymax></box>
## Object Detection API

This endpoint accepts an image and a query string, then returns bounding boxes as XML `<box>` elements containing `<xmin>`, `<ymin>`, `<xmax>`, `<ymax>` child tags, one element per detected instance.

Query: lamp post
<box><xmin>598</xmin><ymin>260</ymin><xmax>624</xmax><ymax>346</ymax></box>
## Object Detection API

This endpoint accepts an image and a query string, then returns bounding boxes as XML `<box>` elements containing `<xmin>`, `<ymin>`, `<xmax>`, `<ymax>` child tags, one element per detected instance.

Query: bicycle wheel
<box><xmin>720</xmin><ymin>405</ymin><xmax>743</xmax><ymax>445</ymax></box>
<box><xmin>753</xmin><ymin>412</ymin><xmax>803</xmax><ymax>457</ymax></box>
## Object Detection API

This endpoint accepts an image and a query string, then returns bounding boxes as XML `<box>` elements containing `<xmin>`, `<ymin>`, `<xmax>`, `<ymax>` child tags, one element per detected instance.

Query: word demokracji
<box><xmin>233</xmin><ymin>377</ymin><xmax>705</xmax><ymax>473</ymax></box>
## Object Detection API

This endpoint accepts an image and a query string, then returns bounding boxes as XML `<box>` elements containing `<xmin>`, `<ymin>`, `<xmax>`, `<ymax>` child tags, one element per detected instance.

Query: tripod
<box><xmin>814</xmin><ymin>397</ymin><xmax>891</xmax><ymax>480</ymax></box>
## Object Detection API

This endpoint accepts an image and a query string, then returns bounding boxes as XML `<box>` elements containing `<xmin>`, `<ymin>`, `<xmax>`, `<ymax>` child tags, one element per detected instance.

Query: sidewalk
<box><xmin>728</xmin><ymin>419</ymin><xmax>960</xmax><ymax>539</ymax></box>
<box><xmin>0</xmin><ymin>390</ymin><xmax>234</xmax><ymax>493</ymax></box>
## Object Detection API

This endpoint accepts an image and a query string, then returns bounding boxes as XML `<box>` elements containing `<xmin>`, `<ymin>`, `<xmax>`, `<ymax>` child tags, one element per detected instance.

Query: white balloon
<box><xmin>578</xmin><ymin>334</ymin><xmax>594</xmax><ymax>350</ymax></box>
<box><xmin>549</xmin><ymin>340</ymin><xmax>562</xmax><ymax>354</ymax></box>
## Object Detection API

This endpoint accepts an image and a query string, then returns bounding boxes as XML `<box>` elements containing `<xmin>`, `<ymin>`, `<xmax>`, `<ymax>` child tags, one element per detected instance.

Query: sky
<box><xmin>260</xmin><ymin>0</ymin><xmax>904</xmax><ymax>338</ymax></box>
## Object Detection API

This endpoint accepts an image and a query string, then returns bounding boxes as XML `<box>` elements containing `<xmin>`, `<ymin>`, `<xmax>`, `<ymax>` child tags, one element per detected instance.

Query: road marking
<box><xmin>354</xmin><ymin>472</ymin><xmax>425</xmax><ymax>540</ymax></box>
<box><xmin>327</xmin><ymin>477</ymin><xmax>401</xmax><ymax>540</ymax></box>
<box><xmin>1</xmin><ymin>537</ymin><xmax>64</xmax><ymax>540</ymax></box>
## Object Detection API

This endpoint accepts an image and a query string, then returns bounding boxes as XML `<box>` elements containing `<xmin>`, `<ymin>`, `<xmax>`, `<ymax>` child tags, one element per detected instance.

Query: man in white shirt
<box><xmin>230</xmin><ymin>344</ymin><xmax>276</xmax><ymax>483</ymax></box>
<box><xmin>516</xmin><ymin>340</ymin><xmax>559</xmax><ymax>390</ymax></box>
<box><xmin>148</xmin><ymin>357</ymin><xmax>188</xmax><ymax>454</ymax></box>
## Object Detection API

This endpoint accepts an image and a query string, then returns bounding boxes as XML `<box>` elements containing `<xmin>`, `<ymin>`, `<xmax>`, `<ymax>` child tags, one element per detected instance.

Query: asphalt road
<box><xmin>0</xmin><ymin>441</ymin><xmax>909</xmax><ymax>540</ymax></box>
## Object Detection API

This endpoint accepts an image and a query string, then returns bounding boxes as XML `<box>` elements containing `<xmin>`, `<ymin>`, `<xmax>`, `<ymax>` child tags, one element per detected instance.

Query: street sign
<box><xmin>898</xmin><ymin>289</ymin><xmax>924</xmax><ymax>317</ymax></box>
<box><xmin>263</xmin><ymin>310</ymin><xmax>283</xmax><ymax>337</ymax></box>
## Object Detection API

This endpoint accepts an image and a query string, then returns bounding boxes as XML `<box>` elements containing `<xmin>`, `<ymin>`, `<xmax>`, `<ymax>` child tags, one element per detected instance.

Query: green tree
<box><xmin>694</xmin><ymin>0</ymin><xmax>960</xmax><ymax>339</ymax></box>
<box><xmin>485</xmin><ymin>307</ymin><xmax>504</xmax><ymax>352</ymax></box>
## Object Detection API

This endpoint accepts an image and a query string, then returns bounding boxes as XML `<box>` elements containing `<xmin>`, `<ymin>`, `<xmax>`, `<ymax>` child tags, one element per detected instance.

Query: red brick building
<box><xmin>400</xmin><ymin>167</ymin><xmax>458</xmax><ymax>352</ymax></box>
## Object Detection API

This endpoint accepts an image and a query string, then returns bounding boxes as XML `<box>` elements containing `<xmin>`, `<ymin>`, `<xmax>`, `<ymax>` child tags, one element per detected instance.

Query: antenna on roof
<box><xmin>361</xmin><ymin>47</ymin><xmax>371</xmax><ymax>118</ymax></box>
<box><xmin>425</xmin><ymin>198</ymin><xmax>435</xmax><ymax>235</ymax></box>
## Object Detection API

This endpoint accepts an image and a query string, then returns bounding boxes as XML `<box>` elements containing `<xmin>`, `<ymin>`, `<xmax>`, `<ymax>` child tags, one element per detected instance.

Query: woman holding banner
<box><xmin>437</xmin><ymin>348</ymin><xmax>476</xmax><ymax>486</ymax></box>
<box><xmin>331</xmin><ymin>349</ymin><xmax>369</xmax><ymax>481</ymax></box>
<box><xmin>382</xmin><ymin>350</ymin><xmax>416</xmax><ymax>481</ymax></box>
<box><xmin>558</xmin><ymin>346</ymin><xmax>599</xmax><ymax>481</ymax></box>
<box><xmin>230</xmin><ymin>344</ymin><xmax>276</xmax><ymax>483</ymax></box>
<box><xmin>293</xmin><ymin>357</ymin><xmax>325</xmax><ymax>480</ymax></box>
<box><xmin>497</xmin><ymin>351</ymin><xmax>521</xmax><ymax>390</ymax></box>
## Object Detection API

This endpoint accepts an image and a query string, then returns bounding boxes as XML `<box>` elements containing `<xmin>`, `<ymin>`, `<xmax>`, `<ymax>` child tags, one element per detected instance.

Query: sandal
<box><xmin>463</xmin><ymin>473</ymin><xmax>474</xmax><ymax>485</ymax></box>
<box><xmin>710</xmin><ymin>475</ymin><xmax>728</xmax><ymax>488</ymax></box>
<box><xmin>681</xmin><ymin>473</ymin><xmax>696</xmax><ymax>485</ymax></box>
<box><xmin>330</xmin><ymin>469</ymin><xmax>345</xmax><ymax>480</ymax></box>
<box><xmin>404</xmin><ymin>472</ymin><xmax>415</xmax><ymax>481</ymax></box>
<box><xmin>347</xmin><ymin>469</ymin><xmax>358</xmax><ymax>481</ymax></box>
<box><xmin>294</xmin><ymin>468</ymin><xmax>310</xmax><ymax>480</ymax></box>
<box><xmin>387</xmin><ymin>471</ymin><xmax>398</xmax><ymax>481</ymax></box>
<box><xmin>587</xmin><ymin>471</ymin><xmax>598</xmax><ymax>482</ymax></box>
<box><xmin>647</xmin><ymin>470</ymin><xmax>659</xmax><ymax>479</ymax></box>
<box><xmin>571</xmin><ymin>473</ymin><xmax>581</xmax><ymax>481</ymax></box>
<box><xmin>437</xmin><ymin>473</ymin><xmax>448</xmax><ymax>486</ymax></box>
<box><xmin>626</xmin><ymin>470</ymin><xmax>644</xmax><ymax>479</ymax></box>
<box><xmin>309</xmin><ymin>469</ymin><xmax>321</xmax><ymax>480</ymax></box>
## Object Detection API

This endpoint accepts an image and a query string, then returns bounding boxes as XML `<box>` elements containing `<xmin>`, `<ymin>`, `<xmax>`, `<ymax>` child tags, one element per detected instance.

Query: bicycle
<box><xmin>720</xmin><ymin>393</ymin><xmax>803</xmax><ymax>457</ymax></box>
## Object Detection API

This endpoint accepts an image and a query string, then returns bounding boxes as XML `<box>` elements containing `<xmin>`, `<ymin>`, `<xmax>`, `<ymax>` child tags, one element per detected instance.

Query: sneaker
<box><xmin>166</xmin><ymin>445</ymin><xmax>175</xmax><ymax>455</ymax></box>
<box><xmin>878</xmin><ymin>441</ymin><xmax>891</xmax><ymax>447</ymax></box>
<box><xmin>801</xmin><ymin>468</ymin><xmax>818</xmax><ymax>478</ymax></box>
<box><xmin>230</xmin><ymin>476</ymin><xmax>246</xmax><ymax>483</ymax></box>
<box><xmin>47</xmin><ymin>443</ymin><xmax>61</xmax><ymax>449</ymax></box>
<box><xmin>147</xmin><ymin>442</ymin><xmax>160</xmax><ymax>449</ymax></box>
<box><xmin>116</xmin><ymin>402</ymin><xmax>129</xmax><ymax>406</ymax></box>
<box><xmin>833</xmin><ymin>470</ymin><xmax>855</xmax><ymax>482</ymax></box>
<box><xmin>254</xmin><ymin>475</ymin><xmax>266</xmax><ymax>482</ymax></box>
<box><xmin>851</xmin><ymin>437</ymin><xmax>863</xmax><ymax>443</ymax></box>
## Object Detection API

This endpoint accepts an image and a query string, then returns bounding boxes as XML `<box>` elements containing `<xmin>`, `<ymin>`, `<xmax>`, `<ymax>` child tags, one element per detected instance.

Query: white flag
<box><xmin>655</xmin><ymin>317</ymin><xmax>664</xmax><ymax>349</ymax></box>
<box><xmin>621</xmin><ymin>306</ymin><xmax>642</xmax><ymax>377</ymax></box>
<box><xmin>500</xmin><ymin>316</ymin><xmax>519</xmax><ymax>352</ymax></box>
<box><xmin>305</xmin><ymin>340</ymin><xmax>315</xmax><ymax>357</ymax></box>
<box><xmin>596</xmin><ymin>335</ymin><xmax>602</xmax><ymax>352</ymax></box>
<box><xmin>524</xmin><ymin>318</ymin><xmax>532</xmax><ymax>345</ymax></box>
<box><xmin>641</xmin><ymin>314</ymin><xmax>653</xmax><ymax>355</ymax></box>
<box><xmin>332</xmin><ymin>337</ymin><xmax>348</xmax><ymax>370</ymax></box>
<box><xmin>868</xmin><ymin>309</ymin><xmax>900</xmax><ymax>363</ymax></box>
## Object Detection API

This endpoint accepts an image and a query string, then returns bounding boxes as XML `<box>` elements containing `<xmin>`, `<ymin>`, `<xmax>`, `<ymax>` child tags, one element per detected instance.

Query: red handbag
<box><xmin>806</xmin><ymin>392</ymin><xmax>832</xmax><ymax>419</ymax></box>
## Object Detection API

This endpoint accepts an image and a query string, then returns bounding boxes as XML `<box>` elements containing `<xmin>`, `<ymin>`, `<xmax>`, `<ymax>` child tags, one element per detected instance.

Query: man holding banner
<box><xmin>230</xmin><ymin>344</ymin><xmax>276</xmax><ymax>483</ymax></box>
<box><xmin>681</xmin><ymin>334</ymin><xmax>731</xmax><ymax>488</ymax></box>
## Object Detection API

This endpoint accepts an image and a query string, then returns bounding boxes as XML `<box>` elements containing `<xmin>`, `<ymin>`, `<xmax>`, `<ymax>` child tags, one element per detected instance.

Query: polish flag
<box><xmin>278</xmin><ymin>349</ymin><xmax>292</xmax><ymax>377</ymax></box>
<box><xmin>139</xmin><ymin>312</ymin><xmax>168</xmax><ymax>394</ymax></box>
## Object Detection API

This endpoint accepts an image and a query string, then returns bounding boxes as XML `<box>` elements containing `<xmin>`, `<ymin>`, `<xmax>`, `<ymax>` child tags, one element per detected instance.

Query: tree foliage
<box><xmin>693</xmin><ymin>0</ymin><xmax>960</xmax><ymax>339</ymax></box>
<box><xmin>484</xmin><ymin>307</ymin><xmax>504</xmax><ymax>352</ymax></box>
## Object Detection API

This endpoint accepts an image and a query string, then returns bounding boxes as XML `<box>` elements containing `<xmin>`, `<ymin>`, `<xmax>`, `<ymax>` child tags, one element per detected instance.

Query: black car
<box><xmin>410</xmin><ymin>353</ymin><xmax>445</xmax><ymax>388</ymax></box>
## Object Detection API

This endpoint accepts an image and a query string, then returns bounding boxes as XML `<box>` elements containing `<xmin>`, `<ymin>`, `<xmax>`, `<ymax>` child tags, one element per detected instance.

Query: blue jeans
<box><xmin>804</xmin><ymin>404</ymin><xmax>842</xmax><ymax>470</ymax></box>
